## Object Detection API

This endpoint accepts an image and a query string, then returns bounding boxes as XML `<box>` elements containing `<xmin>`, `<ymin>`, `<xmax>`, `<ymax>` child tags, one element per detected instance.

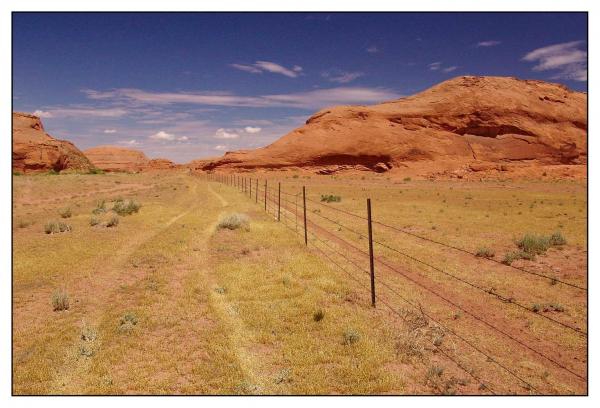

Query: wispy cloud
<box><xmin>83</xmin><ymin>86</ymin><xmax>400</xmax><ymax>110</ymax></box>
<box><xmin>214</xmin><ymin>144</ymin><xmax>228</xmax><ymax>151</ymax></box>
<box><xmin>214</xmin><ymin>128</ymin><xmax>240</xmax><ymax>139</ymax></box>
<box><xmin>36</xmin><ymin>107</ymin><xmax>128</xmax><ymax>118</ymax></box>
<box><xmin>523</xmin><ymin>41</ymin><xmax>587</xmax><ymax>81</ymax></box>
<box><xmin>118</xmin><ymin>139</ymin><xmax>139</xmax><ymax>146</ymax></box>
<box><xmin>477</xmin><ymin>40</ymin><xmax>501</xmax><ymax>47</ymax></box>
<box><xmin>443</xmin><ymin>66</ymin><xmax>458</xmax><ymax>73</ymax></box>
<box><xmin>322</xmin><ymin>70</ymin><xmax>364</xmax><ymax>84</ymax></box>
<box><xmin>366</xmin><ymin>45</ymin><xmax>379</xmax><ymax>54</ymax></box>
<box><xmin>103</xmin><ymin>129</ymin><xmax>117</xmax><ymax>134</ymax></box>
<box><xmin>428</xmin><ymin>62</ymin><xmax>442</xmax><ymax>71</ymax></box>
<box><xmin>244</xmin><ymin>126</ymin><xmax>261</xmax><ymax>134</ymax></box>
<box><xmin>230</xmin><ymin>60</ymin><xmax>302</xmax><ymax>78</ymax></box>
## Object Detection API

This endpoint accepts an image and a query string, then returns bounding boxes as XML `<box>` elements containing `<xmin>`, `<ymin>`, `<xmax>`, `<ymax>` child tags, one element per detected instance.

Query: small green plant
<box><xmin>52</xmin><ymin>290</ymin><xmax>70</xmax><ymax>311</ymax></box>
<box><xmin>59</xmin><ymin>207</ymin><xmax>72</xmax><ymax>219</ymax></box>
<box><xmin>17</xmin><ymin>220</ymin><xmax>30</xmax><ymax>229</ymax></box>
<box><xmin>475</xmin><ymin>247</ymin><xmax>495</xmax><ymax>259</ymax></box>
<box><xmin>92</xmin><ymin>200</ymin><xmax>107</xmax><ymax>214</ymax></box>
<box><xmin>292</xmin><ymin>174</ymin><xmax>299</xmax><ymax>179</ymax></box>
<box><xmin>403</xmin><ymin>177</ymin><xmax>411</xmax><ymax>182</ymax></box>
<box><xmin>342</xmin><ymin>329</ymin><xmax>360</xmax><ymax>345</ymax></box>
<box><xmin>89</xmin><ymin>216</ymin><xmax>100</xmax><ymax>226</ymax></box>
<box><xmin>12</xmin><ymin>171</ymin><xmax>22</xmax><ymax>176</ymax></box>
<box><xmin>502</xmin><ymin>250</ymin><xmax>534</xmax><ymax>265</ymax></box>
<box><xmin>119</xmin><ymin>312</ymin><xmax>138</xmax><ymax>333</ymax></box>
<box><xmin>44</xmin><ymin>221</ymin><xmax>71</xmax><ymax>234</ymax></box>
<box><xmin>113</xmin><ymin>199</ymin><xmax>141</xmax><ymax>216</ymax></box>
<box><xmin>217</xmin><ymin>213</ymin><xmax>250</xmax><ymax>230</ymax></box>
<box><xmin>106</xmin><ymin>215</ymin><xmax>120</xmax><ymax>227</ymax></box>
<box><xmin>320</xmin><ymin>194</ymin><xmax>341</xmax><ymax>203</ymax></box>
<box><xmin>531</xmin><ymin>304</ymin><xmax>541</xmax><ymax>313</ymax></box>
<box><xmin>549</xmin><ymin>231</ymin><xmax>567</xmax><ymax>246</ymax></box>
<box><xmin>516</xmin><ymin>234</ymin><xmax>550</xmax><ymax>255</ymax></box>
<box><xmin>88</xmin><ymin>168</ymin><xmax>105</xmax><ymax>175</ymax></box>
<box><xmin>313</xmin><ymin>309</ymin><xmax>325</xmax><ymax>322</ymax></box>
<box><xmin>214</xmin><ymin>286</ymin><xmax>227</xmax><ymax>294</ymax></box>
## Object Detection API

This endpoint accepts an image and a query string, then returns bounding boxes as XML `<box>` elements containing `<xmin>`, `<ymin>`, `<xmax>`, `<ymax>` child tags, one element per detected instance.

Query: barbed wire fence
<box><xmin>204</xmin><ymin>172</ymin><xmax>587</xmax><ymax>395</ymax></box>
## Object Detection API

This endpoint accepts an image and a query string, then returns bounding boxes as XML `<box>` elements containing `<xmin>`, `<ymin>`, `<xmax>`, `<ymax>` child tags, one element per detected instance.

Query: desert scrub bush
<box><xmin>52</xmin><ymin>289</ymin><xmax>70</xmax><ymax>311</ymax></box>
<box><xmin>59</xmin><ymin>207</ymin><xmax>72</xmax><ymax>218</ymax></box>
<box><xmin>89</xmin><ymin>216</ymin><xmax>100</xmax><ymax>226</ymax></box>
<box><xmin>313</xmin><ymin>309</ymin><xmax>325</xmax><ymax>322</ymax></box>
<box><xmin>44</xmin><ymin>221</ymin><xmax>72</xmax><ymax>234</ymax></box>
<box><xmin>502</xmin><ymin>250</ymin><xmax>534</xmax><ymax>265</ymax></box>
<box><xmin>106</xmin><ymin>215</ymin><xmax>120</xmax><ymax>227</ymax></box>
<box><xmin>403</xmin><ymin>177</ymin><xmax>411</xmax><ymax>182</ymax></box>
<box><xmin>475</xmin><ymin>247</ymin><xmax>495</xmax><ymax>258</ymax></box>
<box><xmin>119</xmin><ymin>312</ymin><xmax>138</xmax><ymax>333</ymax></box>
<box><xmin>92</xmin><ymin>200</ymin><xmax>107</xmax><ymax>214</ymax></box>
<box><xmin>320</xmin><ymin>194</ymin><xmax>341</xmax><ymax>203</ymax></box>
<box><xmin>549</xmin><ymin>231</ymin><xmax>567</xmax><ymax>246</ymax></box>
<box><xmin>342</xmin><ymin>329</ymin><xmax>360</xmax><ymax>345</ymax></box>
<box><xmin>112</xmin><ymin>199</ymin><xmax>141</xmax><ymax>216</ymax></box>
<box><xmin>516</xmin><ymin>234</ymin><xmax>550</xmax><ymax>255</ymax></box>
<box><xmin>17</xmin><ymin>220</ymin><xmax>31</xmax><ymax>229</ymax></box>
<box><xmin>12</xmin><ymin>171</ymin><xmax>22</xmax><ymax>176</ymax></box>
<box><xmin>217</xmin><ymin>213</ymin><xmax>250</xmax><ymax>230</ymax></box>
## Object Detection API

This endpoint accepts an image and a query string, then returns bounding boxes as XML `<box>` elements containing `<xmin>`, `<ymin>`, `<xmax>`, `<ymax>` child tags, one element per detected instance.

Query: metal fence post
<box><xmin>278</xmin><ymin>182</ymin><xmax>281</xmax><ymax>222</ymax></box>
<box><xmin>255</xmin><ymin>179</ymin><xmax>258</xmax><ymax>203</ymax></box>
<box><xmin>249</xmin><ymin>177</ymin><xmax>251</xmax><ymax>197</ymax></box>
<box><xmin>303</xmin><ymin>186</ymin><xmax>308</xmax><ymax>245</ymax></box>
<box><xmin>264</xmin><ymin>180</ymin><xmax>267</xmax><ymax>211</ymax></box>
<box><xmin>367</xmin><ymin>198</ymin><xmax>376</xmax><ymax>307</ymax></box>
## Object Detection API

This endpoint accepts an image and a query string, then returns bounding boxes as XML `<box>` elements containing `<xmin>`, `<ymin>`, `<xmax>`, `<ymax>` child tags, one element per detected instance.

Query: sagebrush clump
<box><xmin>44</xmin><ymin>221</ymin><xmax>72</xmax><ymax>234</ymax></box>
<box><xmin>113</xmin><ymin>199</ymin><xmax>141</xmax><ymax>216</ymax></box>
<box><xmin>52</xmin><ymin>289</ymin><xmax>70</xmax><ymax>311</ymax></box>
<box><xmin>320</xmin><ymin>194</ymin><xmax>341</xmax><ymax>203</ymax></box>
<box><xmin>217</xmin><ymin>213</ymin><xmax>250</xmax><ymax>230</ymax></box>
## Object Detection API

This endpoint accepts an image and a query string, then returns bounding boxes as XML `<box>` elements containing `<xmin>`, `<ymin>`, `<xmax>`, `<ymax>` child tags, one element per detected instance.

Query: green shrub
<box><xmin>549</xmin><ymin>231</ymin><xmax>567</xmax><ymax>246</ymax></box>
<box><xmin>17</xmin><ymin>220</ymin><xmax>30</xmax><ymax>229</ymax></box>
<box><xmin>342</xmin><ymin>329</ymin><xmax>360</xmax><ymax>345</ymax></box>
<box><xmin>119</xmin><ymin>312</ymin><xmax>138</xmax><ymax>333</ymax></box>
<box><xmin>90</xmin><ymin>216</ymin><xmax>100</xmax><ymax>226</ymax></box>
<box><xmin>516</xmin><ymin>234</ymin><xmax>550</xmax><ymax>255</ymax></box>
<box><xmin>44</xmin><ymin>221</ymin><xmax>71</xmax><ymax>234</ymax></box>
<box><xmin>313</xmin><ymin>309</ymin><xmax>325</xmax><ymax>322</ymax></box>
<box><xmin>92</xmin><ymin>200</ymin><xmax>106</xmax><ymax>214</ymax></box>
<box><xmin>475</xmin><ymin>247</ymin><xmax>495</xmax><ymax>258</ymax></box>
<box><xmin>113</xmin><ymin>199</ymin><xmax>141</xmax><ymax>216</ymax></box>
<box><xmin>106</xmin><ymin>216</ymin><xmax>120</xmax><ymax>227</ymax></box>
<box><xmin>217</xmin><ymin>213</ymin><xmax>250</xmax><ymax>230</ymax></box>
<box><xmin>320</xmin><ymin>194</ymin><xmax>341</xmax><ymax>203</ymax></box>
<box><xmin>59</xmin><ymin>207</ymin><xmax>72</xmax><ymax>219</ymax></box>
<box><xmin>52</xmin><ymin>290</ymin><xmax>70</xmax><ymax>311</ymax></box>
<box><xmin>403</xmin><ymin>177</ymin><xmax>412</xmax><ymax>182</ymax></box>
<box><xmin>12</xmin><ymin>171</ymin><xmax>22</xmax><ymax>176</ymax></box>
<box><xmin>502</xmin><ymin>250</ymin><xmax>534</xmax><ymax>265</ymax></box>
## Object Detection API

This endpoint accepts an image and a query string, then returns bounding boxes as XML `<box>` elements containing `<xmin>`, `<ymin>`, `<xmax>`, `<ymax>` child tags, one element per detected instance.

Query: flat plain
<box><xmin>12</xmin><ymin>170</ymin><xmax>587</xmax><ymax>395</ymax></box>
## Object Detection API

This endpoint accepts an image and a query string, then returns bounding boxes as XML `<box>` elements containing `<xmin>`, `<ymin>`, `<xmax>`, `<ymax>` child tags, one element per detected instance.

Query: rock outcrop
<box><xmin>148</xmin><ymin>158</ymin><xmax>177</xmax><ymax>170</ymax></box>
<box><xmin>195</xmin><ymin>76</ymin><xmax>587</xmax><ymax>174</ymax></box>
<box><xmin>12</xmin><ymin>112</ymin><xmax>93</xmax><ymax>173</ymax></box>
<box><xmin>83</xmin><ymin>146</ymin><xmax>150</xmax><ymax>172</ymax></box>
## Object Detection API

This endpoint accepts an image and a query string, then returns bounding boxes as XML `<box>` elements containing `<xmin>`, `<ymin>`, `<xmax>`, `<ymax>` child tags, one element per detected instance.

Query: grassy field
<box><xmin>12</xmin><ymin>170</ymin><xmax>587</xmax><ymax>395</ymax></box>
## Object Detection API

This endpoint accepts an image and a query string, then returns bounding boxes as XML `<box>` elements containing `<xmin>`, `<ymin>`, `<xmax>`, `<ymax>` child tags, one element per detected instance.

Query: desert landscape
<box><xmin>11</xmin><ymin>12</ymin><xmax>587</xmax><ymax>396</ymax></box>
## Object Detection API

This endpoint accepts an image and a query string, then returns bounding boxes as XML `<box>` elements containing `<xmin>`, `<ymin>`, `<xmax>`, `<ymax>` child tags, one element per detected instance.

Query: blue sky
<box><xmin>13</xmin><ymin>12</ymin><xmax>587</xmax><ymax>163</ymax></box>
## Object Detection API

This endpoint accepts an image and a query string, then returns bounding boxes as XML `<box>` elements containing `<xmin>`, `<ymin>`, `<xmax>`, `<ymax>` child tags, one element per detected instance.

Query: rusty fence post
<box><xmin>303</xmin><ymin>186</ymin><xmax>308</xmax><ymax>245</ymax></box>
<box><xmin>249</xmin><ymin>177</ymin><xmax>252</xmax><ymax>198</ymax></box>
<box><xmin>278</xmin><ymin>182</ymin><xmax>281</xmax><ymax>222</ymax></box>
<box><xmin>264</xmin><ymin>180</ymin><xmax>267</xmax><ymax>211</ymax></box>
<box><xmin>367</xmin><ymin>198</ymin><xmax>376</xmax><ymax>307</ymax></box>
<box><xmin>255</xmin><ymin>179</ymin><xmax>258</xmax><ymax>203</ymax></box>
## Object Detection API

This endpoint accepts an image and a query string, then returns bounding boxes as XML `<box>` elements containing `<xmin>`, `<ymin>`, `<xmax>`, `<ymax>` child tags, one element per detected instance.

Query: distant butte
<box><xmin>193</xmin><ymin>76</ymin><xmax>587</xmax><ymax>178</ymax></box>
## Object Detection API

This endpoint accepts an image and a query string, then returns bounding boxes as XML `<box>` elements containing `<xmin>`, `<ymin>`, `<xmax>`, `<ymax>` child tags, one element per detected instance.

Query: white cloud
<box><xmin>39</xmin><ymin>107</ymin><xmax>127</xmax><ymax>118</ymax></box>
<box><xmin>523</xmin><ymin>41</ymin><xmax>587</xmax><ymax>81</ymax></box>
<box><xmin>215</xmin><ymin>128</ymin><xmax>239</xmax><ymax>139</ymax></box>
<box><xmin>83</xmin><ymin>86</ymin><xmax>401</xmax><ymax>110</ymax></box>
<box><xmin>244</xmin><ymin>126</ymin><xmax>262</xmax><ymax>134</ymax></box>
<box><xmin>149</xmin><ymin>131</ymin><xmax>176</xmax><ymax>141</ymax></box>
<box><xmin>214</xmin><ymin>145</ymin><xmax>228</xmax><ymax>151</ymax></box>
<box><xmin>428</xmin><ymin>62</ymin><xmax>442</xmax><ymax>71</ymax></box>
<box><xmin>443</xmin><ymin>66</ymin><xmax>458</xmax><ymax>73</ymax></box>
<box><xmin>477</xmin><ymin>40</ymin><xmax>501</xmax><ymax>47</ymax></box>
<box><xmin>119</xmin><ymin>139</ymin><xmax>139</xmax><ymax>146</ymax></box>
<box><xmin>33</xmin><ymin>110</ymin><xmax>53</xmax><ymax>118</ymax></box>
<box><xmin>103</xmin><ymin>129</ymin><xmax>117</xmax><ymax>134</ymax></box>
<box><xmin>177</xmin><ymin>136</ymin><xmax>189</xmax><ymax>141</ymax></box>
<box><xmin>230</xmin><ymin>60</ymin><xmax>302</xmax><ymax>78</ymax></box>
<box><xmin>366</xmin><ymin>45</ymin><xmax>379</xmax><ymax>54</ymax></box>
<box><xmin>322</xmin><ymin>70</ymin><xmax>364</xmax><ymax>84</ymax></box>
